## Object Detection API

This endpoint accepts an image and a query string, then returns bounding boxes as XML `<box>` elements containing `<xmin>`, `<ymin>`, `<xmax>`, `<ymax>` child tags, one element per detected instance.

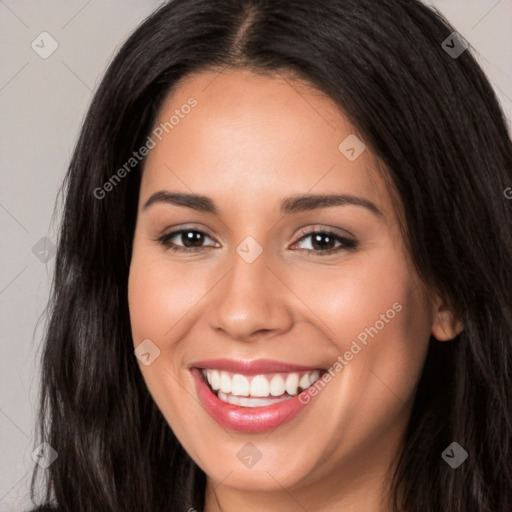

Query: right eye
<box><xmin>156</xmin><ymin>228</ymin><xmax>219</xmax><ymax>252</ymax></box>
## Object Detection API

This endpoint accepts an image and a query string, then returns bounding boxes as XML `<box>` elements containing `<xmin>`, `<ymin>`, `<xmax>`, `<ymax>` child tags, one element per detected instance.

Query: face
<box><xmin>128</xmin><ymin>69</ymin><xmax>458</xmax><ymax>506</ymax></box>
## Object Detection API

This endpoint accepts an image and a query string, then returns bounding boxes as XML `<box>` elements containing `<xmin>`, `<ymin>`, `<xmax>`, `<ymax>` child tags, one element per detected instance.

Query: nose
<box><xmin>210</xmin><ymin>245</ymin><xmax>294</xmax><ymax>342</ymax></box>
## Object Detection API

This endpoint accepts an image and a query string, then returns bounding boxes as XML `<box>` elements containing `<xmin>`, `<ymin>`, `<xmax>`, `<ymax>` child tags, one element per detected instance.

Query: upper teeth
<box><xmin>202</xmin><ymin>369</ymin><xmax>321</xmax><ymax>397</ymax></box>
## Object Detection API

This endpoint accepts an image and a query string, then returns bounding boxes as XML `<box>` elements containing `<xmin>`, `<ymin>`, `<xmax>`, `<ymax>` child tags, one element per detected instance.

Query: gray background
<box><xmin>0</xmin><ymin>0</ymin><xmax>511</xmax><ymax>510</ymax></box>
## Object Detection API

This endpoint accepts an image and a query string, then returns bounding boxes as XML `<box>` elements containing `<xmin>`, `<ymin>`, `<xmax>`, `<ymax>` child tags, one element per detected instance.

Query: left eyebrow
<box><xmin>280</xmin><ymin>193</ymin><xmax>384</xmax><ymax>218</ymax></box>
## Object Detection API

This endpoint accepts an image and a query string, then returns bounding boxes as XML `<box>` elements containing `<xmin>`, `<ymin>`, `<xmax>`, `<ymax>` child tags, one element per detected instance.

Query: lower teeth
<box><xmin>216</xmin><ymin>390</ymin><xmax>294</xmax><ymax>407</ymax></box>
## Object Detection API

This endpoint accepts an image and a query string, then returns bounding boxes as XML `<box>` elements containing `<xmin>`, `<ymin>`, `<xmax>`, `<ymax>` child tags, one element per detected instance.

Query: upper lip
<box><xmin>190</xmin><ymin>358</ymin><xmax>325</xmax><ymax>375</ymax></box>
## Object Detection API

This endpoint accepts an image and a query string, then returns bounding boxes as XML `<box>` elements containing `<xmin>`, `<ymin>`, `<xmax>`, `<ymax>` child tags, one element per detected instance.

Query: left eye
<box><xmin>292</xmin><ymin>230</ymin><xmax>357</xmax><ymax>254</ymax></box>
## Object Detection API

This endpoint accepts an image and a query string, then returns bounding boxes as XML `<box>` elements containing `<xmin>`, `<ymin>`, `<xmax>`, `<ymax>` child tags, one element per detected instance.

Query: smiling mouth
<box><xmin>199</xmin><ymin>368</ymin><xmax>325</xmax><ymax>408</ymax></box>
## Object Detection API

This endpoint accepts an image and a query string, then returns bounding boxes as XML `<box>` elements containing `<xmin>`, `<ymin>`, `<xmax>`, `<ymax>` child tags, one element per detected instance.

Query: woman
<box><xmin>29</xmin><ymin>0</ymin><xmax>512</xmax><ymax>511</ymax></box>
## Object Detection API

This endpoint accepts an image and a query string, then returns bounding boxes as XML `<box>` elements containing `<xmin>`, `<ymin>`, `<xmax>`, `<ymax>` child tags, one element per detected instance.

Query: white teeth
<box><xmin>309</xmin><ymin>370</ymin><xmax>320</xmax><ymax>385</ymax></box>
<box><xmin>207</xmin><ymin>370</ymin><xmax>220</xmax><ymax>390</ymax></box>
<box><xmin>217</xmin><ymin>390</ymin><xmax>293</xmax><ymax>407</ymax></box>
<box><xmin>250</xmin><ymin>375</ymin><xmax>269</xmax><ymax>397</ymax></box>
<box><xmin>203</xmin><ymin>369</ymin><xmax>323</xmax><ymax>398</ymax></box>
<box><xmin>285</xmin><ymin>373</ymin><xmax>299</xmax><ymax>395</ymax></box>
<box><xmin>269</xmin><ymin>375</ymin><xmax>286</xmax><ymax>396</ymax></box>
<box><xmin>219</xmin><ymin>371</ymin><xmax>231</xmax><ymax>394</ymax></box>
<box><xmin>231</xmin><ymin>374</ymin><xmax>250</xmax><ymax>396</ymax></box>
<box><xmin>299</xmin><ymin>373</ymin><xmax>310</xmax><ymax>391</ymax></box>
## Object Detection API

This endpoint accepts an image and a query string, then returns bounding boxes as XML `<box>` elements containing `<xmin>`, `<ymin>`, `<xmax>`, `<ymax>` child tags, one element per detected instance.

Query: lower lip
<box><xmin>191</xmin><ymin>368</ymin><xmax>319</xmax><ymax>433</ymax></box>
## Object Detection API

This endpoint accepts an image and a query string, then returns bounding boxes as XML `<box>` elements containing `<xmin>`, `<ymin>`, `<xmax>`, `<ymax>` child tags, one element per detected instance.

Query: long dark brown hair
<box><xmin>30</xmin><ymin>0</ymin><xmax>512</xmax><ymax>510</ymax></box>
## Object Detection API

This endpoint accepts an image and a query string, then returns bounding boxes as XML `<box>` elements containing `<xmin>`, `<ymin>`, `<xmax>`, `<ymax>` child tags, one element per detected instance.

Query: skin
<box><xmin>128</xmin><ymin>69</ymin><xmax>462</xmax><ymax>512</ymax></box>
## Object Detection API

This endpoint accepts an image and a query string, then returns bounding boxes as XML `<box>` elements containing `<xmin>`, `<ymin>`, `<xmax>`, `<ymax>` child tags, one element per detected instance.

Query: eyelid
<box><xmin>157</xmin><ymin>223</ymin><xmax>217</xmax><ymax>239</ymax></box>
<box><xmin>293</xmin><ymin>224</ymin><xmax>356</xmax><ymax>241</ymax></box>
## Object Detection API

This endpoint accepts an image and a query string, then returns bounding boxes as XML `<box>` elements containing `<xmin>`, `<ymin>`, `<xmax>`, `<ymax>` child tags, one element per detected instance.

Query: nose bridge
<box><xmin>210</xmin><ymin>239</ymin><xmax>292</xmax><ymax>340</ymax></box>
<box><xmin>230</xmin><ymin>240</ymin><xmax>269</xmax><ymax>294</ymax></box>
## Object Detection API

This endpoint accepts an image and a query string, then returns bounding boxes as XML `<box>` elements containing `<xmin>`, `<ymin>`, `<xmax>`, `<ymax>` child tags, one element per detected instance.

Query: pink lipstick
<box><xmin>189</xmin><ymin>359</ymin><xmax>327</xmax><ymax>433</ymax></box>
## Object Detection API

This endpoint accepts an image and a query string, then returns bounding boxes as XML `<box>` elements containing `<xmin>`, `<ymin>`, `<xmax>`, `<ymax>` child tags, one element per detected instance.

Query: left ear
<box><xmin>431</xmin><ymin>295</ymin><xmax>464</xmax><ymax>342</ymax></box>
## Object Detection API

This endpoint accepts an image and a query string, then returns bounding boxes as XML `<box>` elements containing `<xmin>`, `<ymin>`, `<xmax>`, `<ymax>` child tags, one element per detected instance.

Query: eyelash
<box><xmin>155</xmin><ymin>227</ymin><xmax>357</xmax><ymax>255</ymax></box>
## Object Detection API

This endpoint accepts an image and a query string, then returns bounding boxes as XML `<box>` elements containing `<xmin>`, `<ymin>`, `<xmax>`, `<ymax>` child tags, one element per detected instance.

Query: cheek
<box><xmin>127</xmin><ymin>246</ymin><xmax>201</xmax><ymax>437</ymax></box>
<box><xmin>289</xmin><ymin>248</ymin><xmax>429</xmax><ymax>345</ymax></box>
<box><xmin>286</xmin><ymin>245</ymin><xmax>432</xmax><ymax>398</ymax></box>
<box><xmin>278</xmin><ymin>250</ymin><xmax>432</xmax><ymax>465</ymax></box>
<box><xmin>128</xmin><ymin>247</ymin><xmax>208</xmax><ymax>343</ymax></box>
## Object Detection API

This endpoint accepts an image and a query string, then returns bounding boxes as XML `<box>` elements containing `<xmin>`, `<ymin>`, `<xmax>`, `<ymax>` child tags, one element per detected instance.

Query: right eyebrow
<box><xmin>143</xmin><ymin>191</ymin><xmax>218</xmax><ymax>214</ymax></box>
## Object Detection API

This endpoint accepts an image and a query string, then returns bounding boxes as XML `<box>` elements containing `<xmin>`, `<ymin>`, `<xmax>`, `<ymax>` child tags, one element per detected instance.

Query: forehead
<box><xmin>141</xmin><ymin>69</ymin><xmax>392</xmax><ymax>218</ymax></box>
